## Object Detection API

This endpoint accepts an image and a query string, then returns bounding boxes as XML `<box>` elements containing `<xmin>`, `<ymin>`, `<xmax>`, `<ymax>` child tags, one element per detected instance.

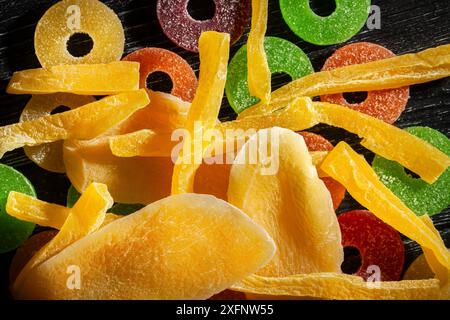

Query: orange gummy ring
<box><xmin>320</xmin><ymin>42</ymin><xmax>409</xmax><ymax>124</ymax></box>
<box><xmin>35</xmin><ymin>0</ymin><xmax>125</xmax><ymax>67</ymax></box>
<box><xmin>20</xmin><ymin>94</ymin><xmax>95</xmax><ymax>173</ymax></box>
<box><xmin>123</xmin><ymin>48</ymin><xmax>198</xmax><ymax>102</ymax></box>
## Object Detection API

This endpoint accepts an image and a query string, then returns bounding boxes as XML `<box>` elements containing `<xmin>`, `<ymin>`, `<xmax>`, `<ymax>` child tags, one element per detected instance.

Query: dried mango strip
<box><xmin>0</xmin><ymin>89</ymin><xmax>149</xmax><ymax>158</ymax></box>
<box><xmin>239</xmin><ymin>44</ymin><xmax>450</xmax><ymax>118</ymax></box>
<box><xmin>109</xmin><ymin>130</ymin><xmax>175</xmax><ymax>158</ymax></box>
<box><xmin>247</xmin><ymin>0</ymin><xmax>271</xmax><ymax>105</ymax></box>
<box><xmin>7</xmin><ymin>61</ymin><xmax>140</xmax><ymax>95</ymax></box>
<box><xmin>320</xmin><ymin>142</ymin><xmax>450</xmax><ymax>271</ymax></box>
<box><xmin>232</xmin><ymin>273</ymin><xmax>447</xmax><ymax>300</ymax></box>
<box><xmin>172</xmin><ymin>32</ymin><xmax>230</xmax><ymax>194</ymax></box>
<box><xmin>13</xmin><ymin>194</ymin><xmax>275</xmax><ymax>300</ymax></box>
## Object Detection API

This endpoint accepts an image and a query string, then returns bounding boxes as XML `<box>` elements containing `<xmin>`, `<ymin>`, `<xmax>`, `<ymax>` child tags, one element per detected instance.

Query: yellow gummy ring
<box><xmin>35</xmin><ymin>0</ymin><xmax>125</xmax><ymax>67</ymax></box>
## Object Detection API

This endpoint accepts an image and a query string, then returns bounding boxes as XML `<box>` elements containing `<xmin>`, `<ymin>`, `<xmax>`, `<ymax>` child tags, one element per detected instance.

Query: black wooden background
<box><xmin>0</xmin><ymin>0</ymin><xmax>449</xmax><ymax>300</ymax></box>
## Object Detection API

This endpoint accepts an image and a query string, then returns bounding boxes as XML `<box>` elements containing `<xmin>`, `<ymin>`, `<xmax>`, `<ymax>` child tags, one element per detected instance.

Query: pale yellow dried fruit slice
<box><xmin>13</xmin><ymin>194</ymin><xmax>275</xmax><ymax>300</ymax></box>
<box><xmin>228</xmin><ymin>127</ymin><xmax>343</xmax><ymax>277</ymax></box>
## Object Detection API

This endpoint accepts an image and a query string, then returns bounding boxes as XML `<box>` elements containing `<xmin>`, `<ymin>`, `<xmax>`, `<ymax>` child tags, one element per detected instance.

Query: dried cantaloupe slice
<box><xmin>7</xmin><ymin>61</ymin><xmax>139</xmax><ymax>95</ymax></box>
<box><xmin>0</xmin><ymin>89</ymin><xmax>149</xmax><ymax>158</ymax></box>
<box><xmin>13</xmin><ymin>194</ymin><xmax>275</xmax><ymax>300</ymax></box>
<box><xmin>228</xmin><ymin>128</ymin><xmax>343</xmax><ymax>276</ymax></box>
<box><xmin>20</xmin><ymin>94</ymin><xmax>96</xmax><ymax>173</ymax></box>
<box><xmin>172</xmin><ymin>31</ymin><xmax>230</xmax><ymax>194</ymax></box>
<box><xmin>320</xmin><ymin>142</ymin><xmax>450</xmax><ymax>271</ymax></box>
<box><xmin>12</xmin><ymin>183</ymin><xmax>113</xmax><ymax>293</ymax></box>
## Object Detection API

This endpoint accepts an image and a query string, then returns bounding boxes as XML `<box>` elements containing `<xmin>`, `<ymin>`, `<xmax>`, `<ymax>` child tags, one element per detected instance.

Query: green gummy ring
<box><xmin>279</xmin><ymin>0</ymin><xmax>371</xmax><ymax>45</ymax></box>
<box><xmin>226</xmin><ymin>36</ymin><xmax>314</xmax><ymax>114</ymax></box>
<box><xmin>372</xmin><ymin>127</ymin><xmax>450</xmax><ymax>216</ymax></box>
<box><xmin>67</xmin><ymin>185</ymin><xmax>144</xmax><ymax>215</ymax></box>
<box><xmin>0</xmin><ymin>164</ymin><xmax>36</xmax><ymax>253</ymax></box>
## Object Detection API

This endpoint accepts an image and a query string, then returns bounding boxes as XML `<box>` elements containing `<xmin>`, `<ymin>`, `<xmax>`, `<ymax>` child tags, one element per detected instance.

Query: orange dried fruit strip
<box><xmin>20</xmin><ymin>94</ymin><xmax>96</xmax><ymax>173</ymax></box>
<box><xmin>320</xmin><ymin>142</ymin><xmax>450</xmax><ymax>271</ymax></box>
<box><xmin>13</xmin><ymin>194</ymin><xmax>275</xmax><ymax>300</ymax></box>
<box><xmin>247</xmin><ymin>0</ymin><xmax>271</xmax><ymax>105</ymax></box>
<box><xmin>0</xmin><ymin>89</ymin><xmax>149</xmax><ymax>158</ymax></box>
<box><xmin>239</xmin><ymin>44</ymin><xmax>450</xmax><ymax>118</ymax></box>
<box><xmin>109</xmin><ymin>130</ymin><xmax>175</xmax><ymax>158</ymax></box>
<box><xmin>7</xmin><ymin>61</ymin><xmax>140</xmax><ymax>95</ymax></box>
<box><xmin>172</xmin><ymin>31</ymin><xmax>230</xmax><ymax>194</ymax></box>
<box><xmin>228</xmin><ymin>128</ymin><xmax>343</xmax><ymax>277</ymax></box>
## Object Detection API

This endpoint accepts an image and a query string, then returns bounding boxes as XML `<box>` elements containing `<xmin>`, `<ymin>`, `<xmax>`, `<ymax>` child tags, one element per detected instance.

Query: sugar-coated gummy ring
<box><xmin>0</xmin><ymin>164</ymin><xmax>36</xmax><ymax>253</ymax></box>
<box><xmin>280</xmin><ymin>0</ymin><xmax>371</xmax><ymax>45</ymax></box>
<box><xmin>123</xmin><ymin>48</ymin><xmax>198</xmax><ymax>102</ymax></box>
<box><xmin>320</xmin><ymin>42</ymin><xmax>409</xmax><ymax>124</ymax></box>
<box><xmin>35</xmin><ymin>0</ymin><xmax>125</xmax><ymax>67</ymax></box>
<box><xmin>157</xmin><ymin>0</ymin><xmax>251</xmax><ymax>52</ymax></box>
<box><xmin>226</xmin><ymin>37</ymin><xmax>314</xmax><ymax>114</ymax></box>
<box><xmin>20</xmin><ymin>94</ymin><xmax>95</xmax><ymax>173</ymax></box>
<box><xmin>373</xmin><ymin>127</ymin><xmax>450</xmax><ymax>216</ymax></box>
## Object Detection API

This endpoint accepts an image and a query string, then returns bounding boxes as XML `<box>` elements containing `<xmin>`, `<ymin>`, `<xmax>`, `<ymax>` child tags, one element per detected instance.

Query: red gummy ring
<box><xmin>157</xmin><ymin>0</ymin><xmax>251</xmax><ymax>52</ymax></box>
<box><xmin>320</xmin><ymin>42</ymin><xmax>410</xmax><ymax>124</ymax></box>
<box><xmin>123</xmin><ymin>47</ymin><xmax>197</xmax><ymax>102</ymax></box>
<box><xmin>298</xmin><ymin>132</ymin><xmax>346</xmax><ymax>210</ymax></box>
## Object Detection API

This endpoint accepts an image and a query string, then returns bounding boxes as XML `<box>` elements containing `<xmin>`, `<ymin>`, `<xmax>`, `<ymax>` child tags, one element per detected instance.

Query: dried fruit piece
<box><xmin>247</xmin><ymin>0</ymin><xmax>270</xmax><ymax>105</ymax></box>
<box><xmin>35</xmin><ymin>0</ymin><xmax>125</xmax><ymax>67</ymax></box>
<box><xmin>13</xmin><ymin>194</ymin><xmax>275</xmax><ymax>300</ymax></box>
<box><xmin>0</xmin><ymin>89</ymin><xmax>149</xmax><ymax>158</ymax></box>
<box><xmin>320</xmin><ymin>142</ymin><xmax>450</xmax><ymax>271</ymax></box>
<box><xmin>172</xmin><ymin>31</ymin><xmax>230</xmax><ymax>194</ymax></box>
<box><xmin>321</xmin><ymin>42</ymin><xmax>409</xmax><ymax>123</ymax></box>
<box><xmin>0</xmin><ymin>164</ymin><xmax>36</xmax><ymax>253</ymax></box>
<box><xmin>338</xmin><ymin>210</ymin><xmax>405</xmax><ymax>281</ymax></box>
<box><xmin>239</xmin><ymin>44</ymin><xmax>450</xmax><ymax>118</ymax></box>
<box><xmin>228</xmin><ymin>128</ymin><xmax>343</xmax><ymax>276</ymax></box>
<box><xmin>20</xmin><ymin>94</ymin><xmax>95</xmax><ymax>173</ymax></box>
<box><xmin>109</xmin><ymin>130</ymin><xmax>175</xmax><ymax>158</ymax></box>
<box><xmin>404</xmin><ymin>254</ymin><xmax>436</xmax><ymax>281</ymax></box>
<box><xmin>7</xmin><ymin>61</ymin><xmax>139</xmax><ymax>95</ymax></box>
<box><xmin>123</xmin><ymin>48</ymin><xmax>197</xmax><ymax>102</ymax></box>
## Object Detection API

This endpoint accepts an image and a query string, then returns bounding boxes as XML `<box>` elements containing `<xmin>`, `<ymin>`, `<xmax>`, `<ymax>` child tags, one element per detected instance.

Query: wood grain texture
<box><xmin>0</xmin><ymin>0</ymin><xmax>449</xmax><ymax>299</ymax></box>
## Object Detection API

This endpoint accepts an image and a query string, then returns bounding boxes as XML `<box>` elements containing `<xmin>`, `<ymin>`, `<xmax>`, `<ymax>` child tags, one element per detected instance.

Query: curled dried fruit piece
<box><xmin>7</xmin><ymin>61</ymin><xmax>139</xmax><ymax>95</ymax></box>
<box><xmin>0</xmin><ymin>90</ymin><xmax>149</xmax><ymax>158</ymax></box>
<box><xmin>239</xmin><ymin>44</ymin><xmax>450</xmax><ymax>118</ymax></box>
<box><xmin>320</xmin><ymin>142</ymin><xmax>450</xmax><ymax>271</ymax></box>
<box><xmin>228</xmin><ymin>128</ymin><xmax>343</xmax><ymax>276</ymax></box>
<box><xmin>14</xmin><ymin>194</ymin><xmax>275</xmax><ymax>300</ymax></box>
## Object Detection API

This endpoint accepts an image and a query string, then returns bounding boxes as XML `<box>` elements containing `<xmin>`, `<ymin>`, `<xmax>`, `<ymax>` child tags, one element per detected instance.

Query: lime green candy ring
<box><xmin>0</xmin><ymin>164</ymin><xmax>36</xmax><ymax>253</ymax></box>
<box><xmin>280</xmin><ymin>0</ymin><xmax>371</xmax><ymax>45</ymax></box>
<box><xmin>226</xmin><ymin>36</ymin><xmax>314</xmax><ymax>114</ymax></box>
<box><xmin>373</xmin><ymin>127</ymin><xmax>450</xmax><ymax>216</ymax></box>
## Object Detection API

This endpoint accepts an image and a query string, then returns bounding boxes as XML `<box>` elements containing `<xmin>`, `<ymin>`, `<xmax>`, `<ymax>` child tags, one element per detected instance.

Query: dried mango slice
<box><xmin>0</xmin><ymin>89</ymin><xmax>149</xmax><ymax>158</ymax></box>
<box><xmin>13</xmin><ymin>194</ymin><xmax>275</xmax><ymax>300</ymax></box>
<box><xmin>247</xmin><ymin>0</ymin><xmax>270</xmax><ymax>105</ymax></box>
<box><xmin>7</xmin><ymin>61</ymin><xmax>139</xmax><ymax>95</ymax></box>
<box><xmin>12</xmin><ymin>182</ymin><xmax>113</xmax><ymax>293</ymax></box>
<box><xmin>239</xmin><ymin>44</ymin><xmax>450</xmax><ymax>118</ymax></box>
<box><xmin>320</xmin><ymin>142</ymin><xmax>450</xmax><ymax>271</ymax></box>
<box><xmin>172</xmin><ymin>31</ymin><xmax>230</xmax><ymax>194</ymax></box>
<box><xmin>20</xmin><ymin>94</ymin><xmax>95</xmax><ymax>173</ymax></box>
<box><xmin>228</xmin><ymin>128</ymin><xmax>343</xmax><ymax>276</ymax></box>
<box><xmin>109</xmin><ymin>130</ymin><xmax>175</xmax><ymax>158</ymax></box>
<box><xmin>232</xmin><ymin>273</ymin><xmax>448</xmax><ymax>300</ymax></box>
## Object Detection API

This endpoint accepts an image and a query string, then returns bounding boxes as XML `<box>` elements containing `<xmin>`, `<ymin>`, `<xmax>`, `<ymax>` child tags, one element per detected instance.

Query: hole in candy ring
<box><xmin>146</xmin><ymin>71</ymin><xmax>174</xmax><ymax>94</ymax></box>
<box><xmin>341</xmin><ymin>246</ymin><xmax>363</xmax><ymax>274</ymax></box>
<box><xmin>187</xmin><ymin>0</ymin><xmax>216</xmax><ymax>21</ymax></box>
<box><xmin>343</xmin><ymin>91</ymin><xmax>368</xmax><ymax>104</ymax></box>
<box><xmin>309</xmin><ymin>0</ymin><xmax>337</xmax><ymax>17</ymax></box>
<box><xmin>271</xmin><ymin>72</ymin><xmax>293</xmax><ymax>92</ymax></box>
<box><xmin>50</xmin><ymin>105</ymin><xmax>71</xmax><ymax>115</ymax></box>
<box><xmin>66</xmin><ymin>33</ymin><xmax>94</xmax><ymax>58</ymax></box>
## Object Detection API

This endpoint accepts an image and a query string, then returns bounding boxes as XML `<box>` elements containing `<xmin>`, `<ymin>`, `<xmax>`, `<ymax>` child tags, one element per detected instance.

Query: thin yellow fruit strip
<box><xmin>13</xmin><ymin>183</ymin><xmax>113</xmax><ymax>292</ymax></box>
<box><xmin>0</xmin><ymin>89</ymin><xmax>150</xmax><ymax>158</ymax></box>
<box><xmin>172</xmin><ymin>31</ymin><xmax>230</xmax><ymax>194</ymax></box>
<box><xmin>320</xmin><ymin>142</ymin><xmax>450</xmax><ymax>270</ymax></box>
<box><xmin>7</xmin><ymin>61</ymin><xmax>140</xmax><ymax>95</ymax></box>
<box><xmin>239</xmin><ymin>44</ymin><xmax>450</xmax><ymax>117</ymax></box>
<box><xmin>232</xmin><ymin>273</ymin><xmax>447</xmax><ymax>300</ymax></box>
<box><xmin>247</xmin><ymin>0</ymin><xmax>271</xmax><ymax>105</ymax></box>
